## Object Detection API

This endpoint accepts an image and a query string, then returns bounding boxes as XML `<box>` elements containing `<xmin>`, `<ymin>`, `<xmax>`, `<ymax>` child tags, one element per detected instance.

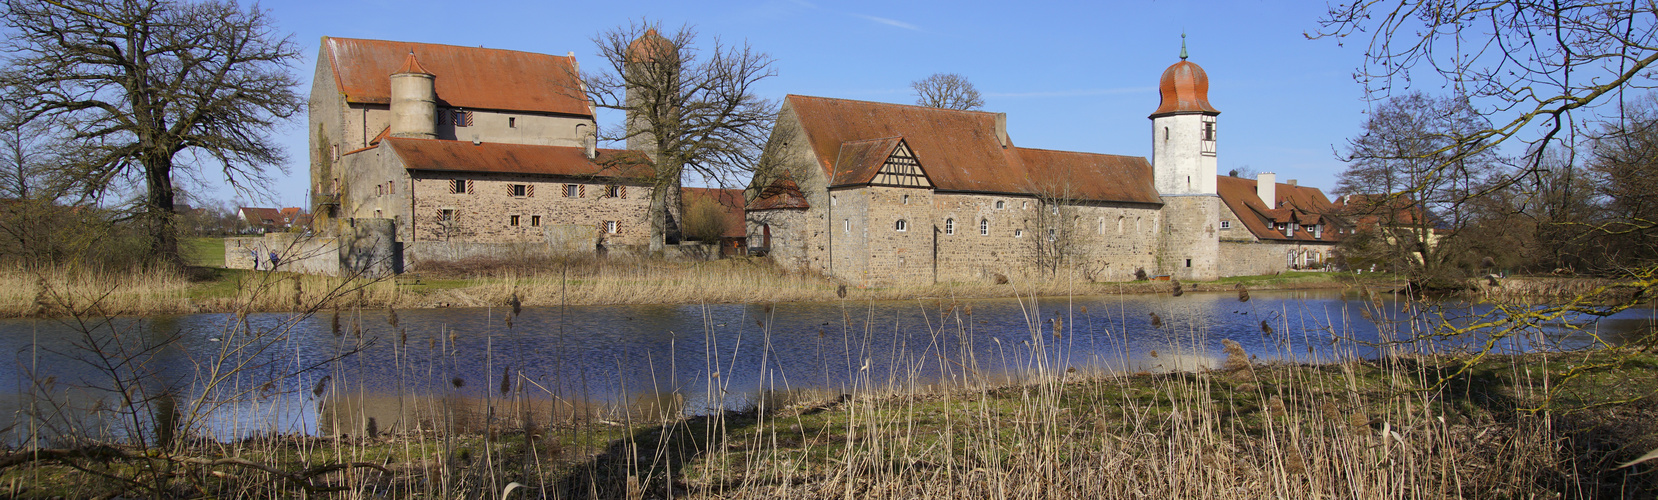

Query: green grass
<box><xmin>182</xmin><ymin>236</ymin><xmax>226</xmax><ymax>267</ymax></box>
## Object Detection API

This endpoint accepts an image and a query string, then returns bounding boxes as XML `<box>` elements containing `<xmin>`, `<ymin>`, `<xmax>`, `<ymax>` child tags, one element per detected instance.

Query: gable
<box><xmin>871</xmin><ymin>141</ymin><xmax>932</xmax><ymax>188</ymax></box>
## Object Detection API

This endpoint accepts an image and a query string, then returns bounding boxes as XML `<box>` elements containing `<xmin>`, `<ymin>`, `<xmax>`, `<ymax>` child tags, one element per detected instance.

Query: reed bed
<box><xmin>0</xmin><ymin>272</ymin><xmax>1652</xmax><ymax>499</ymax></box>
<box><xmin>0</xmin><ymin>265</ymin><xmax>194</xmax><ymax>317</ymax></box>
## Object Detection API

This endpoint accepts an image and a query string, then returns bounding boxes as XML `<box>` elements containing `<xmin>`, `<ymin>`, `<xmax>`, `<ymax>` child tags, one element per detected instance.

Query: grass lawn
<box><xmin>182</xmin><ymin>236</ymin><xmax>226</xmax><ymax>267</ymax></box>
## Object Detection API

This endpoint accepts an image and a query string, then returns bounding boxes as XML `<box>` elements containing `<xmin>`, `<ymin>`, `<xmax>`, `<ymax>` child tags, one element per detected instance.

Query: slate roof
<box><xmin>681</xmin><ymin>187</ymin><xmax>748</xmax><ymax>238</ymax></box>
<box><xmin>1216</xmin><ymin>175</ymin><xmax>1341</xmax><ymax>243</ymax></box>
<box><xmin>785</xmin><ymin>95</ymin><xmax>1160</xmax><ymax>205</ymax></box>
<box><xmin>383</xmin><ymin>138</ymin><xmax>653</xmax><ymax>179</ymax></box>
<box><xmin>323</xmin><ymin>37</ymin><xmax>591</xmax><ymax>116</ymax></box>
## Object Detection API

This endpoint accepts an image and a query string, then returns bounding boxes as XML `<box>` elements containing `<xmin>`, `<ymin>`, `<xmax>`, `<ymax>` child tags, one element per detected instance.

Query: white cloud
<box><xmin>852</xmin><ymin>14</ymin><xmax>922</xmax><ymax>32</ymax></box>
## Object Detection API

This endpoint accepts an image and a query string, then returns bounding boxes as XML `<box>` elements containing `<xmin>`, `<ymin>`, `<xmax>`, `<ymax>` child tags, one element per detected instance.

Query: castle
<box><xmin>743</xmin><ymin>47</ymin><xmax>1342</xmax><ymax>286</ymax></box>
<box><xmin>302</xmin><ymin>35</ymin><xmax>1341</xmax><ymax>281</ymax></box>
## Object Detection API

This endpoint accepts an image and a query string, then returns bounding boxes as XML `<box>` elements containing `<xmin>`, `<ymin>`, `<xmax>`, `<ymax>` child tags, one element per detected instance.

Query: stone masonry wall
<box><xmin>1156</xmin><ymin>195</ymin><xmax>1221</xmax><ymax>281</ymax></box>
<box><xmin>409</xmin><ymin>171</ymin><xmax>653</xmax><ymax>247</ymax></box>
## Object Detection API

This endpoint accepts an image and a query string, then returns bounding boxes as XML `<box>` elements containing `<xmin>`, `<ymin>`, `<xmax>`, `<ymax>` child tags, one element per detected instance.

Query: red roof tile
<box><xmin>748</xmin><ymin>178</ymin><xmax>809</xmax><ymax>210</ymax></box>
<box><xmin>1216</xmin><ymin>175</ymin><xmax>1341</xmax><ymax>243</ymax></box>
<box><xmin>383</xmin><ymin>138</ymin><xmax>653</xmax><ymax>179</ymax></box>
<box><xmin>787</xmin><ymin>95</ymin><xmax>1159</xmax><ymax>204</ymax></box>
<box><xmin>681</xmin><ymin>187</ymin><xmax>747</xmax><ymax>238</ymax></box>
<box><xmin>324</xmin><ymin>37</ymin><xmax>591</xmax><ymax>116</ymax></box>
<box><xmin>1334</xmin><ymin>193</ymin><xmax>1434</xmax><ymax>228</ymax></box>
<box><xmin>831</xmin><ymin>136</ymin><xmax>906</xmax><ymax>186</ymax></box>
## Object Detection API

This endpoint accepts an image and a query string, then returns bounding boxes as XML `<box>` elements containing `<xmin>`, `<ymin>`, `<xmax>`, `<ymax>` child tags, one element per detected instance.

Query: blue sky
<box><xmin>235</xmin><ymin>0</ymin><xmax>1376</xmax><ymax>209</ymax></box>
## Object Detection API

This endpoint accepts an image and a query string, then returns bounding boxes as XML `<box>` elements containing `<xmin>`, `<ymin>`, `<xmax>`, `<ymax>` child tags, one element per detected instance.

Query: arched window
<box><xmin>1117</xmin><ymin>216</ymin><xmax>1124</xmax><ymax>235</ymax></box>
<box><xmin>1014</xmin><ymin>229</ymin><xmax>1024</xmax><ymax>238</ymax></box>
<box><xmin>895</xmin><ymin>219</ymin><xmax>908</xmax><ymax>232</ymax></box>
<box><xmin>1163</xmin><ymin>127</ymin><xmax>1169</xmax><ymax>140</ymax></box>
<box><xmin>979</xmin><ymin>218</ymin><xmax>989</xmax><ymax>236</ymax></box>
<box><xmin>995</xmin><ymin>200</ymin><xmax>1005</xmax><ymax>209</ymax></box>
<box><xmin>1136</xmin><ymin>217</ymin><xmax>1142</xmax><ymax>232</ymax></box>
<box><xmin>902</xmin><ymin>194</ymin><xmax>909</xmax><ymax>205</ymax></box>
<box><xmin>945</xmin><ymin>218</ymin><xmax>955</xmax><ymax>235</ymax></box>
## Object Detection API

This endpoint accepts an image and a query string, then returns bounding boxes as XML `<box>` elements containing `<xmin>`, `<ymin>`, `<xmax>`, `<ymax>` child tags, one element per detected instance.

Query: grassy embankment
<box><xmin>0</xmin><ymin>236</ymin><xmax>1370</xmax><ymax>317</ymax></box>
<box><xmin>4</xmin><ymin>343</ymin><xmax>1654</xmax><ymax>498</ymax></box>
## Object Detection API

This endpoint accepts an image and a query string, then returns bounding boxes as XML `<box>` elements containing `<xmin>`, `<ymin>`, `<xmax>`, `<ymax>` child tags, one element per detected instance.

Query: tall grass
<box><xmin>0</xmin><ymin>267</ymin><xmax>1653</xmax><ymax>498</ymax></box>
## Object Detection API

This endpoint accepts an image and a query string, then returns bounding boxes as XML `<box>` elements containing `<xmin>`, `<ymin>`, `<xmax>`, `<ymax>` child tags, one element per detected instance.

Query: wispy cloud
<box><xmin>852</xmin><ymin>14</ymin><xmax>923</xmax><ymax>32</ymax></box>
<box><xmin>986</xmin><ymin>86</ymin><xmax>1157</xmax><ymax>98</ymax></box>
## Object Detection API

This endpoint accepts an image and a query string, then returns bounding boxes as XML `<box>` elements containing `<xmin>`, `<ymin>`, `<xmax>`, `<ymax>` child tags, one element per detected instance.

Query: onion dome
<box><xmin>392</xmin><ymin>50</ymin><xmax>431</xmax><ymax>76</ymax></box>
<box><xmin>1149</xmin><ymin>36</ymin><xmax>1219</xmax><ymax>118</ymax></box>
<box><xmin>627</xmin><ymin>28</ymin><xmax>674</xmax><ymax>64</ymax></box>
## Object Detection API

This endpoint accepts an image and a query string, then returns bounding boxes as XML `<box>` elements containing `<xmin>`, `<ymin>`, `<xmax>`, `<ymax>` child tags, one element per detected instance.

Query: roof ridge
<box><xmin>839</xmin><ymin>136</ymin><xmax>904</xmax><ymax>145</ymax></box>
<box><xmin>787</xmin><ymin>94</ymin><xmax>1002</xmax><ymax>116</ymax></box>
<box><xmin>325</xmin><ymin>36</ymin><xmax>573</xmax><ymax>60</ymax></box>
<box><xmin>1015</xmin><ymin>146</ymin><xmax>1141</xmax><ymax>159</ymax></box>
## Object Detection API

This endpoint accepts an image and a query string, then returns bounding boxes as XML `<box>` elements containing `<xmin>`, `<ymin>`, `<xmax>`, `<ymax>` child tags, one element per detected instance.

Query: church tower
<box><xmin>1151</xmin><ymin>36</ymin><xmax>1221</xmax><ymax>281</ymax></box>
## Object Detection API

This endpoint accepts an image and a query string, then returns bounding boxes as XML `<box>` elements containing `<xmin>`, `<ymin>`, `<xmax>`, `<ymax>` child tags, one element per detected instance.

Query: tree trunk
<box><xmin>648</xmin><ymin>177</ymin><xmax>669</xmax><ymax>254</ymax></box>
<box><xmin>144</xmin><ymin>153</ymin><xmax>179</xmax><ymax>266</ymax></box>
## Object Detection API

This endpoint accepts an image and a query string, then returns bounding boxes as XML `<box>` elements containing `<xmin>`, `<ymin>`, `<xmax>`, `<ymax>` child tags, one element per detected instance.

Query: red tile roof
<box><xmin>1216</xmin><ymin>175</ymin><xmax>1341</xmax><ymax>243</ymax></box>
<box><xmin>748</xmin><ymin>178</ymin><xmax>810</xmax><ymax>210</ymax></box>
<box><xmin>681</xmin><ymin>187</ymin><xmax>747</xmax><ymax>238</ymax></box>
<box><xmin>383</xmin><ymin>138</ymin><xmax>653</xmax><ymax>179</ymax></box>
<box><xmin>1014</xmin><ymin>148</ymin><xmax>1160</xmax><ymax>204</ymax></box>
<box><xmin>1334</xmin><ymin>193</ymin><xmax>1435</xmax><ymax>229</ymax></box>
<box><xmin>1150</xmin><ymin>60</ymin><xmax>1220</xmax><ymax>117</ymax></box>
<box><xmin>830</xmin><ymin>136</ymin><xmax>907</xmax><ymax>186</ymax></box>
<box><xmin>786</xmin><ymin>95</ymin><xmax>1160</xmax><ymax>204</ymax></box>
<box><xmin>324</xmin><ymin>37</ymin><xmax>591</xmax><ymax>116</ymax></box>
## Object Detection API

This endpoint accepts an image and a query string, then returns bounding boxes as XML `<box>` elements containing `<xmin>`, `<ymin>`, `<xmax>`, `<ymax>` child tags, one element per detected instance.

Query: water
<box><xmin>0</xmin><ymin>289</ymin><xmax>1650</xmax><ymax>442</ymax></box>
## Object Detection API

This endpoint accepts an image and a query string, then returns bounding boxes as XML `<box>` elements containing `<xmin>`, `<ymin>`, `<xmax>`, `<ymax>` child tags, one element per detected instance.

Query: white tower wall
<box><xmin>1151</xmin><ymin>113</ymin><xmax>1217</xmax><ymax>195</ymax></box>
<box><xmin>389</xmin><ymin>72</ymin><xmax>436</xmax><ymax>139</ymax></box>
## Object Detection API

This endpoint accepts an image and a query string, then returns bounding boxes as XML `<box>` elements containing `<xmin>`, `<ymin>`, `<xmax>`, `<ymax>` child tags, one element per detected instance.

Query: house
<box><xmin>308</xmin><ymin>37</ymin><xmax>659</xmax><ymax>262</ymax></box>
<box><xmin>1216</xmin><ymin>174</ymin><xmax>1343</xmax><ymax>274</ymax></box>
<box><xmin>745</xmin><ymin>48</ymin><xmax>1344</xmax><ymax>286</ymax></box>
<box><xmin>238</xmin><ymin>207</ymin><xmax>307</xmax><ymax>233</ymax></box>
<box><xmin>680</xmin><ymin>187</ymin><xmax>748</xmax><ymax>256</ymax></box>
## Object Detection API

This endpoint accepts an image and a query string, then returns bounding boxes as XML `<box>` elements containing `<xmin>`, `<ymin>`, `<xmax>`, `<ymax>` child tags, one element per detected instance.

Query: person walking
<box><xmin>268</xmin><ymin>250</ymin><xmax>280</xmax><ymax>271</ymax></box>
<box><xmin>250</xmin><ymin>249</ymin><xmax>261</xmax><ymax>271</ymax></box>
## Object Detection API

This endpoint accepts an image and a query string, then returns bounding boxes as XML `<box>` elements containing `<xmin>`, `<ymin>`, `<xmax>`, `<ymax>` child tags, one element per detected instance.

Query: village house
<box><xmin>746</xmin><ymin>48</ymin><xmax>1343</xmax><ymax>286</ymax></box>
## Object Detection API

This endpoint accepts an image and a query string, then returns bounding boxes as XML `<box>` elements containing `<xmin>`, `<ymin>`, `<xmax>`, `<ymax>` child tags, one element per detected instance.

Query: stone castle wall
<box><xmin>408</xmin><ymin>171</ymin><xmax>653</xmax><ymax>247</ymax></box>
<box><xmin>1156</xmin><ymin>195</ymin><xmax>1220</xmax><ymax>280</ymax></box>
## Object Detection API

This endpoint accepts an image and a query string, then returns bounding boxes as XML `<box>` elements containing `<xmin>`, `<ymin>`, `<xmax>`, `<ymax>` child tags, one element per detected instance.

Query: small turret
<box><xmin>389</xmin><ymin>51</ymin><xmax>436</xmax><ymax>139</ymax></box>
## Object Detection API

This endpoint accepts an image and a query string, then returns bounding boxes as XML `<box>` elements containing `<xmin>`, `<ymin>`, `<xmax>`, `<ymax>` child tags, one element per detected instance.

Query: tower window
<box><xmin>1014</xmin><ymin>229</ymin><xmax>1024</xmax><ymax>238</ymax></box>
<box><xmin>895</xmin><ymin>219</ymin><xmax>908</xmax><ymax>232</ymax></box>
<box><xmin>844</xmin><ymin>219</ymin><xmax>850</xmax><ymax>233</ymax></box>
<box><xmin>508</xmin><ymin>117</ymin><xmax>516</xmax><ymax>128</ymax></box>
<box><xmin>945</xmin><ymin>218</ymin><xmax>955</xmax><ymax>235</ymax></box>
<box><xmin>979</xmin><ymin>219</ymin><xmax>989</xmax><ymax>236</ymax></box>
<box><xmin>1220</xmin><ymin>220</ymin><xmax>1232</xmax><ymax>229</ymax></box>
<box><xmin>902</xmin><ymin>194</ymin><xmax>909</xmax><ymax>205</ymax></box>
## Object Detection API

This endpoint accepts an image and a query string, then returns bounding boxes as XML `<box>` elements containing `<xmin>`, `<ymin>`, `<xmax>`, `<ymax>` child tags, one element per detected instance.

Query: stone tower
<box><xmin>388</xmin><ymin>51</ymin><xmax>436</xmax><ymax>139</ymax></box>
<box><xmin>1151</xmin><ymin>36</ymin><xmax>1221</xmax><ymax>281</ymax></box>
<box><xmin>624</xmin><ymin>29</ymin><xmax>676</xmax><ymax>157</ymax></box>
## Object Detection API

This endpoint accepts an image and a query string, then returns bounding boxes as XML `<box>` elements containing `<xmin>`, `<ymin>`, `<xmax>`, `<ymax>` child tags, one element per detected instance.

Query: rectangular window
<box><xmin>510</xmin><ymin>184</ymin><xmax>528</xmax><ymax>197</ymax></box>
<box><xmin>508</xmin><ymin>117</ymin><xmax>516</xmax><ymax>128</ymax></box>
<box><xmin>439</xmin><ymin>209</ymin><xmax>456</xmax><ymax>223</ymax></box>
<box><xmin>388</xmin><ymin>181</ymin><xmax>395</xmax><ymax>194</ymax></box>
<box><xmin>530</xmin><ymin>215</ymin><xmax>541</xmax><ymax>227</ymax></box>
<box><xmin>510</xmin><ymin>215</ymin><xmax>520</xmax><ymax>226</ymax></box>
<box><xmin>844</xmin><ymin>219</ymin><xmax>850</xmax><ymax>233</ymax></box>
<box><xmin>564</xmin><ymin>184</ymin><xmax>581</xmax><ymax>197</ymax></box>
<box><xmin>1219</xmin><ymin>220</ymin><xmax>1231</xmax><ymax>229</ymax></box>
<box><xmin>451</xmin><ymin>109</ymin><xmax>474</xmax><ymax>127</ymax></box>
<box><xmin>605</xmin><ymin>185</ymin><xmax>621</xmax><ymax>198</ymax></box>
<box><xmin>605</xmin><ymin>221</ymin><xmax>619</xmax><ymax>234</ymax></box>
<box><xmin>451</xmin><ymin>179</ymin><xmax>467</xmax><ymax>194</ymax></box>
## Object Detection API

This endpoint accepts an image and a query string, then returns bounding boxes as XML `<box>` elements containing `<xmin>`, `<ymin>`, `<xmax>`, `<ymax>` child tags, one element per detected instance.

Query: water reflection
<box><xmin>0</xmin><ymin>290</ymin><xmax>1650</xmax><ymax>442</ymax></box>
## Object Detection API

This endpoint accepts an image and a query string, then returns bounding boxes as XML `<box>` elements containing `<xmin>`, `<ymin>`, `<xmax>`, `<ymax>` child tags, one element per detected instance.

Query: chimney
<box><xmin>584</xmin><ymin>133</ymin><xmax>597</xmax><ymax>160</ymax></box>
<box><xmin>1257</xmin><ymin>172</ymin><xmax>1277</xmax><ymax>207</ymax></box>
<box><xmin>1287</xmin><ymin>179</ymin><xmax>1298</xmax><ymax>186</ymax></box>
<box><xmin>994</xmin><ymin>112</ymin><xmax>1009</xmax><ymax>148</ymax></box>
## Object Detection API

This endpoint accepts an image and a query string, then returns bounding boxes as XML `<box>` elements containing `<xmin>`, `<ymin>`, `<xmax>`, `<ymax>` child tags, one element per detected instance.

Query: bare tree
<box><xmin>582</xmin><ymin>21</ymin><xmax>778</xmax><ymax>254</ymax></box>
<box><xmin>912</xmin><ymin>73</ymin><xmax>985</xmax><ymax>110</ymax></box>
<box><xmin>0</xmin><ymin>100</ymin><xmax>53</xmax><ymax>200</ymax></box>
<box><xmin>0</xmin><ymin>0</ymin><xmax>303</xmax><ymax>265</ymax></box>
